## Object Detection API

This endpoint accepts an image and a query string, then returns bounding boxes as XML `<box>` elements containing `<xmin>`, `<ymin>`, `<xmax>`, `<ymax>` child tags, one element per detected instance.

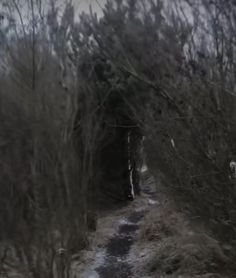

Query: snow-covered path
<box><xmin>95</xmin><ymin>210</ymin><xmax>145</xmax><ymax>278</ymax></box>
<box><xmin>77</xmin><ymin>180</ymin><xmax>157</xmax><ymax>278</ymax></box>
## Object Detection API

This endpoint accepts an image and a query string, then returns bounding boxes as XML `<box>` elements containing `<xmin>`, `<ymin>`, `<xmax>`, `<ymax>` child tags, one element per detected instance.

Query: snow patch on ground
<box><xmin>80</xmin><ymin>249</ymin><xmax>106</xmax><ymax>278</ymax></box>
<box><xmin>87</xmin><ymin>271</ymin><xmax>100</xmax><ymax>278</ymax></box>
<box><xmin>118</xmin><ymin>218</ymin><xmax>133</xmax><ymax>225</ymax></box>
<box><xmin>134</xmin><ymin>206</ymin><xmax>146</xmax><ymax>213</ymax></box>
<box><xmin>148</xmin><ymin>198</ymin><xmax>158</xmax><ymax>205</ymax></box>
<box><xmin>141</xmin><ymin>165</ymin><xmax>148</xmax><ymax>173</ymax></box>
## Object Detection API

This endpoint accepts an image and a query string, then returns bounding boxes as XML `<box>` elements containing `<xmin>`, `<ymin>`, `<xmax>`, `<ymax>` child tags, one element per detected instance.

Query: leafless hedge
<box><xmin>1</xmin><ymin>0</ymin><xmax>236</xmax><ymax>276</ymax></box>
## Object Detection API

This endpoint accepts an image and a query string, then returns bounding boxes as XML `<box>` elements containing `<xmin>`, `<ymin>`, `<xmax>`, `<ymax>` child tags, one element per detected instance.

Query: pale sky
<box><xmin>72</xmin><ymin>0</ymin><xmax>105</xmax><ymax>15</ymax></box>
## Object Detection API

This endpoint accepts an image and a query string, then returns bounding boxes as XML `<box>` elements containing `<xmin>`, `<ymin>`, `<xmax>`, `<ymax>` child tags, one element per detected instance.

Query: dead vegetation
<box><xmin>134</xmin><ymin>195</ymin><xmax>233</xmax><ymax>278</ymax></box>
<box><xmin>0</xmin><ymin>0</ymin><xmax>236</xmax><ymax>276</ymax></box>
<box><xmin>0</xmin><ymin>1</ymin><xmax>103</xmax><ymax>277</ymax></box>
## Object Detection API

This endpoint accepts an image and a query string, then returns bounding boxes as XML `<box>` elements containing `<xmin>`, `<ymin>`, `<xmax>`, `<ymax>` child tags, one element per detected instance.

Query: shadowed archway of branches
<box><xmin>74</xmin><ymin>57</ymin><xmax>144</xmax><ymax>208</ymax></box>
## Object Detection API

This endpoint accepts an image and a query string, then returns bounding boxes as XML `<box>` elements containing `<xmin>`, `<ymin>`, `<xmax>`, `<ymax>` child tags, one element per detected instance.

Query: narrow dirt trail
<box><xmin>79</xmin><ymin>179</ymin><xmax>157</xmax><ymax>278</ymax></box>
<box><xmin>95</xmin><ymin>210</ymin><xmax>145</xmax><ymax>278</ymax></box>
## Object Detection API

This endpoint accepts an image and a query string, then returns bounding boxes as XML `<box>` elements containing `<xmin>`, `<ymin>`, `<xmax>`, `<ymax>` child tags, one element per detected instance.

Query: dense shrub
<box><xmin>1</xmin><ymin>0</ymin><xmax>236</xmax><ymax>275</ymax></box>
<box><xmin>71</xmin><ymin>0</ymin><xmax>236</xmax><ymax>255</ymax></box>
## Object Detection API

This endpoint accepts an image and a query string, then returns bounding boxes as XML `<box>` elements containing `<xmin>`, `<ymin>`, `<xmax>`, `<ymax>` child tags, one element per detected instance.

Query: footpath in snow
<box><xmin>75</xmin><ymin>177</ymin><xmax>157</xmax><ymax>278</ymax></box>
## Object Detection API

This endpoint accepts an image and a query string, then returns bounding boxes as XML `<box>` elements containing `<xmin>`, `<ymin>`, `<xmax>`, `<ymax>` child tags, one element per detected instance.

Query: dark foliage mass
<box><xmin>0</xmin><ymin>0</ymin><xmax>236</xmax><ymax>276</ymax></box>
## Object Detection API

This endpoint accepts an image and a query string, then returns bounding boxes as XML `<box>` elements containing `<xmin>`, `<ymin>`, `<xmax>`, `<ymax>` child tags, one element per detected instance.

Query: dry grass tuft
<box><xmin>137</xmin><ymin>199</ymin><xmax>231</xmax><ymax>278</ymax></box>
<box><xmin>148</xmin><ymin>233</ymin><xmax>228</xmax><ymax>276</ymax></box>
<box><xmin>139</xmin><ymin>202</ymin><xmax>187</xmax><ymax>241</ymax></box>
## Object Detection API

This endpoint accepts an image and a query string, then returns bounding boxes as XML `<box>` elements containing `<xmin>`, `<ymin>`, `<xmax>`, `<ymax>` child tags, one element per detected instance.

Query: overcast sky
<box><xmin>72</xmin><ymin>0</ymin><xmax>105</xmax><ymax>15</ymax></box>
